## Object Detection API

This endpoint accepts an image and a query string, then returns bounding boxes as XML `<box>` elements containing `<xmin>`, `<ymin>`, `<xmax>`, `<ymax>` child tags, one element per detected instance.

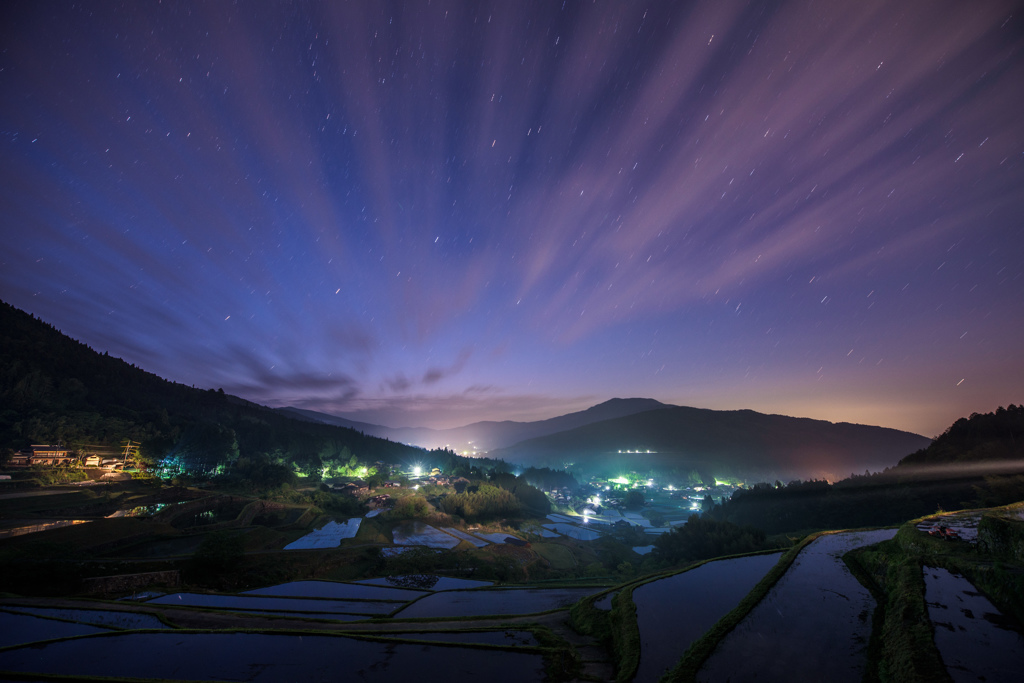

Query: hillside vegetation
<box><xmin>489</xmin><ymin>405</ymin><xmax>931</xmax><ymax>482</ymax></box>
<box><xmin>699</xmin><ymin>406</ymin><xmax>1024</xmax><ymax>534</ymax></box>
<box><xmin>0</xmin><ymin>300</ymin><xmax>423</xmax><ymax>477</ymax></box>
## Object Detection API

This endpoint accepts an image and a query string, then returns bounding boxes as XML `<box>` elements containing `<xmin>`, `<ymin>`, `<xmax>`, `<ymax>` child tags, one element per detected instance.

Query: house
<box><xmin>24</xmin><ymin>445</ymin><xmax>72</xmax><ymax>467</ymax></box>
<box><xmin>335</xmin><ymin>481</ymin><xmax>369</xmax><ymax>497</ymax></box>
<box><xmin>8</xmin><ymin>453</ymin><xmax>31</xmax><ymax>467</ymax></box>
<box><xmin>368</xmin><ymin>493</ymin><xmax>392</xmax><ymax>508</ymax></box>
<box><xmin>84</xmin><ymin>455</ymin><xmax>102</xmax><ymax>467</ymax></box>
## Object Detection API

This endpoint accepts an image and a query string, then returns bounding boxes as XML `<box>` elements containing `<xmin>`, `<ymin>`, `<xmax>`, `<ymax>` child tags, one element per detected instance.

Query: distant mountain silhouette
<box><xmin>280</xmin><ymin>397</ymin><xmax>669</xmax><ymax>452</ymax></box>
<box><xmin>488</xmin><ymin>406</ymin><xmax>932</xmax><ymax>482</ymax></box>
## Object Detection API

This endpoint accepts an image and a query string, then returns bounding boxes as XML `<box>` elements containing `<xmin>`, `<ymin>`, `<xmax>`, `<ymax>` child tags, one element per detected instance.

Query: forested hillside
<box><xmin>489</xmin><ymin>404</ymin><xmax>931</xmax><ymax>482</ymax></box>
<box><xmin>0</xmin><ymin>301</ymin><xmax>423</xmax><ymax>475</ymax></box>
<box><xmin>898</xmin><ymin>404</ymin><xmax>1024</xmax><ymax>467</ymax></box>
<box><xmin>701</xmin><ymin>406</ymin><xmax>1024</xmax><ymax>534</ymax></box>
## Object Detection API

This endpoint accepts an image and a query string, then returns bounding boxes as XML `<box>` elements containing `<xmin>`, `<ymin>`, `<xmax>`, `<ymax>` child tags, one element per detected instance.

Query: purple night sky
<box><xmin>2</xmin><ymin>1</ymin><xmax>1022</xmax><ymax>437</ymax></box>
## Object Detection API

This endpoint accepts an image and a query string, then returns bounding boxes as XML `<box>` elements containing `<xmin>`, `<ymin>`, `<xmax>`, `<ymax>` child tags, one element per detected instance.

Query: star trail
<box><xmin>2</xmin><ymin>1</ymin><xmax>1022</xmax><ymax>436</ymax></box>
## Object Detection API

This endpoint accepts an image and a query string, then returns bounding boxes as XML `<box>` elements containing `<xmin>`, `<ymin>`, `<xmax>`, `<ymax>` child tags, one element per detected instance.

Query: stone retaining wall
<box><xmin>82</xmin><ymin>570</ymin><xmax>180</xmax><ymax>595</ymax></box>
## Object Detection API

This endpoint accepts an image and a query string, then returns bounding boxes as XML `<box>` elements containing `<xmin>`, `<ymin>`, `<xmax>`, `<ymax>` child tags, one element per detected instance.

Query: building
<box><xmin>21</xmin><ymin>445</ymin><xmax>73</xmax><ymax>467</ymax></box>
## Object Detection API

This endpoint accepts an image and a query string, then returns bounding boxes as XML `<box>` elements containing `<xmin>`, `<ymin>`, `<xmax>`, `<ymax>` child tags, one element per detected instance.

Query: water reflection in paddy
<box><xmin>243</xmin><ymin>579</ymin><xmax>424</xmax><ymax>601</ymax></box>
<box><xmin>392</xmin><ymin>521</ymin><xmax>460</xmax><ymax>548</ymax></box>
<box><xmin>633</xmin><ymin>552</ymin><xmax>782</xmax><ymax>682</ymax></box>
<box><xmin>148</xmin><ymin>592</ymin><xmax>397</xmax><ymax>615</ymax></box>
<box><xmin>284</xmin><ymin>518</ymin><xmax>361</xmax><ymax>550</ymax></box>
<box><xmin>593</xmin><ymin>591</ymin><xmax>617</xmax><ymax>611</ymax></box>
<box><xmin>0</xmin><ymin>611</ymin><xmax>108</xmax><ymax>648</ymax></box>
<box><xmin>384</xmin><ymin>630</ymin><xmax>538</xmax><ymax>646</ymax></box>
<box><xmin>395</xmin><ymin>587</ymin><xmax>601</xmax><ymax>618</ymax></box>
<box><xmin>698</xmin><ymin>529</ymin><xmax>897</xmax><ymax>683</ymax></box>
<box><xmin>0</xmin><ymin>632</ymin><xmax>548</xmax><ymax>682</ymax></box>
<box><xmin>7</xmin><ymin>607</ymin><xmax>167</xmax><ymax>630</ymax></box>
<box><xmin>357</xmin><ymin>575</ymin><xmax>493</xmax><ymax>591</ymax></box>
<box><xmin>924</xmin><ymin>566</ymin><xmax>1024</xmax><ymax>682</ymax></box>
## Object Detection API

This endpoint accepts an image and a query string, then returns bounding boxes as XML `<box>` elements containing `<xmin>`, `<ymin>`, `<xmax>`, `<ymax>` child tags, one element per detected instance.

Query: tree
<box><xmin>191</xmin><ymin>531</ymin><xmax>244</xmax><ymax>575</ymax></box>
<box><xmin>624</xmin><ymin>489</ymin><xmax>645</xmax><ymax>510</ymax></box>
<box><xmin>652</xmin><ymin>515</ymin><xmax>768</xmax><ymax>565</ymax></box>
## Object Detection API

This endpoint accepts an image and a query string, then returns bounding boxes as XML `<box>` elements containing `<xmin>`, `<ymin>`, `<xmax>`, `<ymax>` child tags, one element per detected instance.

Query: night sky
<box><xmin>2</xmin><ymin>1</ymin><xmax>1022</xmax><ymax>438</ymax></box>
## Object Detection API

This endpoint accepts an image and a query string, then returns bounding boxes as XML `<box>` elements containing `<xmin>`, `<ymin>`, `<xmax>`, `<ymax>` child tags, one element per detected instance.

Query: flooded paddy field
<box><xmin>392</xmin><ymin>521</ymin><xmax>461</xmax><ymax>548</ymax></box>
<box><xmin>542</xmin><ymin>523</ymin><xmax>601</xmax><ymax>540</ymax></box>
<box><xmin>231</xmin><ymin>610</ymin><xmax>369</xmax><ymax>621</ymax></box>
<box><xmin>394</xmin><ymin>586</ymin><xmax>602</xmax><ymax>618</ymax></box>
<box><xmin>441</xmin><ymin>526</ymin><xmax>490</xmax><ymax>546</ymax></box>
<box><xmin>0</xmin><ymin>631</ymin><xmax>548</xmax><ymax>682</ymax></box>
<box><xmin>698</xmin><ymin>529</ymin><xmax>896</xmax><ymax>683</ymax></box>
<box><xmin>284</xmin><ymin>518</ymin><xmax>361</xmax><ymax>549</ymax></box>
<box><xmin>633</xmin><ymin>552</ymin><xmax>782</xmax><ymax>682</ymax></box>
<box><xmin>243</xmin><ymin>579</ymin><xmax>424</xmax><ymax>601</ymax></box>
<box><xmin>0</xmin><ymin>610</ymin><xmax>109</xmax><ymax>647</ymax></box>
<box><xmin>924</xmin><ymin>566</ymin><xmax>1024</xmax><ymax>682</ymax></box>
<box><xmin>592</xmin><ymin>591</ymin><xmax>617</xmax><ymax>610</ymax></box>
<box><xmin>147</xmin><ymin>592</ymin><xmax>398</xmax><ymax>615</ymax></box>
<box><xmin>357</xmin><ymin>575</ymin><xmax>493</xmax><ymax>590</ymax></box>
<box><xmin>5</xmin><ymin>606</ymin><xmax>167</xmax><ymax>630</ymax></box>
<box><xmin>382</xmin><ymin>630</ymin><xmax>539</xmax><ymax>646</ymax></box>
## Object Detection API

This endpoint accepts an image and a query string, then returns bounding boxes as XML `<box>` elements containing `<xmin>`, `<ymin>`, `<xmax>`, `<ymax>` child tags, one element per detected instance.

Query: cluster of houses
<box><xmin>7</xmin><ymin>445</ymin><xmax>73</xmax><ymax>468</ymax></box>
<box><xmin>331</xmin><ymin>480</ymin><xmax>404</xmax><ymax>497</ymax></box>
<box><xmin>367</xmin><ymin>493</ymin><xmax>393</xmax><ymax>509</ymax></box>
<box><xmin>7</xmin><ymin>444</ymin><xmax>129</xmax><ymax>470</ymax></box>
<box><xmin>545</xmin><ymin>487</ymin><xmax>575</xmax><ymax>505</ymax></box>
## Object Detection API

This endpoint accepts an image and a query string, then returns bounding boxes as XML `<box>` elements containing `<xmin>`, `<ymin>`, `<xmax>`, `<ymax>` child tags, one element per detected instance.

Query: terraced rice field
<box><xmin>391</xmin><ymin>521</ymin><xmax>461</xmax><ymax>548</ymax></box>
<box><xmin>0</xmin><ymin>611</ymin><xmax>109</xmax><ymax>647</ymax></box>
<box><xmin>924</xmin><ymin>566</ymin><xmax>1024</xmax><ymax>682</ymax></box>
<box><xmin>356</xmin><ymin>575</ymin><xmax>493</xmax><ymax>590</ymax></box>
<box><xmin>0</xmin><ymin>631</ymin><xmax>548</xmax><ymax>682</ymax></box>
<box><xmin>394</xmin><ymin>587</ymin><xmax>603</xmax><ymax>618</ymax></box>
<box><xmin>3</xmin><ymin>606</ymin><xmax>167</xmax><ymax>630</ymax></box>
<box><xmin>441</xmin><ymin>526</ymin><xmax>490</xmax><ymax>547</ymax></box>
<box><xmin>284</xmin><ymin>518</ymin><xmax>361</xmax><ymax>549</ymax></box>
<box><xmin>148</xmin><ymin>592</ymin><xmax>398</xmax><ymax>616</ymax></box>
<box><xmin>697</xmin><ymin>529</ymin><xmax>896</xmax><ymax>683</ymax></box>
<box><xmin>633</xmin><ymin>553</ymin><xmax>782</xmax><ymax>682</ymax></box>
<box><xmin>243</xmin><ymin>579</ymin><xmax>424</xmax><ymax>601</ymax></box>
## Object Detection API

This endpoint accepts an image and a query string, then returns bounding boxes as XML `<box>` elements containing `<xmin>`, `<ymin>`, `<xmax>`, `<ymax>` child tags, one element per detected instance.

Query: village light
<box><xmin>413</xmin><ymin>465</ymin><xmax>422</xmax><ymax>476</ymax></box>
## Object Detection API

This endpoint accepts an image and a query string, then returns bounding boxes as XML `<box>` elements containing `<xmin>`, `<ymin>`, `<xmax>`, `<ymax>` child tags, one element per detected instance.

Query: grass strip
<box><xmin>846</xmin><ymin>537</ymin><xmax>952</xmax><ymax>683</ymax></box>
<box><xmin>568</xmin><ymin>547</ymin><xmax>789</xmax><ymax>683</ymax></box>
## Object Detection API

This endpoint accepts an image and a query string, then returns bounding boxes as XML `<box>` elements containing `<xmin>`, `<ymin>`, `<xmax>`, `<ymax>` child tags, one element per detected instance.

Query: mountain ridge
<box><xmin>279</xmin><ymin>397</ymin><xmax>669</xmax><ymax>452</ymax></box>
<box><xmin>488</xmin><ymin>404</ymin><xmax>932</xmax><ymax>482</ymax></box>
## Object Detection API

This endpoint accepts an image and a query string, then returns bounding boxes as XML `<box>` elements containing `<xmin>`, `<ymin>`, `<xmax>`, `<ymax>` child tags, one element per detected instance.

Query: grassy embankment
<box><xmin>846</xmin><ymin>503</ymin><xmax>1024</xmax><ymax>683</ymax></box>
